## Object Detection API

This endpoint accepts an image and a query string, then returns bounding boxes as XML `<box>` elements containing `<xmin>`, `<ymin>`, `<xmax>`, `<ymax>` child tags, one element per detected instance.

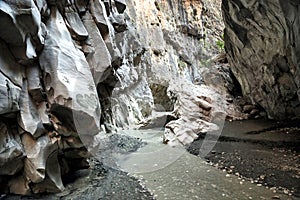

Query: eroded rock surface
<box><xmin>0</xmin><ymin>0</ymin><xmax>245</xmax><ymax>195</ymax></box>
<box><xmin>222</xmin><ymin>0</ymin><xmax>300</xmax><ymax>119</ymax></box>
<box><xmin>0</xmin><ymin>0</ymin><xmax>118</xmax><ymax>195</ymax></box>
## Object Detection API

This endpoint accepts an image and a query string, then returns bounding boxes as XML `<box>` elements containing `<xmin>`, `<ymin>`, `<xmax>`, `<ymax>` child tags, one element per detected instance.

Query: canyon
<box><xmin>0</xmin><ymin>0</ymin><xmax>299</xmax><ymax>195</ymax></box>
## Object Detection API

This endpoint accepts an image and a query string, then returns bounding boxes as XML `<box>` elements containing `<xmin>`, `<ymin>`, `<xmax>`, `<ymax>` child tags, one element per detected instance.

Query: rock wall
<box><xmin>0</xmin><ymin>0</ymin><xmax>112</xmax><ymax>194</ymax></box>
<box><xmin>124</xmin><ymin>0</ymin><xmax>246</xmax><ymax>146</ymax></box>
<box><xmin>0</xmin><ymin>0</ymin><xmax>244</xmax><ymax>194</ymax></box>
<box><xmin>222</xmin><ymin>0</ymin><xmax>300</xmax><ymax>119</ymax></box>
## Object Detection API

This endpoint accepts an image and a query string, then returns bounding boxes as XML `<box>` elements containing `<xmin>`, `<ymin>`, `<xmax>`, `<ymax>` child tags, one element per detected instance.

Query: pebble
<box><xmin>272</xmin><ymin>196</ymin><xmax>280</xmax><ymax>199</ymax></box>
<box><xmin>259</xmin><ymin>175</ymin><xmax>266</xmax><ymax>179</ymax></box>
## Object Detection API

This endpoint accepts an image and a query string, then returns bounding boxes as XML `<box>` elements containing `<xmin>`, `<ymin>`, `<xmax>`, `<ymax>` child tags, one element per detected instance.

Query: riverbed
<box><xmin>3</xmin><ymin>120</ymin><xmax>299</xmax><ymax>200</ymax></box>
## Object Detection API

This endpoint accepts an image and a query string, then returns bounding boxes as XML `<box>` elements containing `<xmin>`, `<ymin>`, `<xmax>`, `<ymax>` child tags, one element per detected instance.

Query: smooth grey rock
<box><xmin>148</xmin><ymin>26</ymin><xmax>165</xmax><ymax>55</ymax></box>
<box><xmin>90</xmin><ymin>0</ymin><xmax>110</xmax><ymax>39</ymax></box>
<box><xmin>22</xmin><ymin>133</ymin><xmax>58</xmax><ymax>184</ymax></box>
<box><xmin>39</xmin><ymin>8</ymin><xmax>102</xmax><ymax>138</ymax></box>
<box><xmin>31</xmin><ymin>152</ymin><xmax>65</xmax><ymax>193</ymax></box>
<box><xmin>18</xmin><ymin>80</ymin><xmax>47</xmax><ymax>138</ymax></box>
<box><xmin>0</xmin><ymin>41</ymin><xmax>23</xmax><ymax>114</ymax></box>
<box><xmin>199</xmin><ymin>64</ymin><xmax>236</xmax><ymax>95</ymax></box>
<box><xmin>26</xmin><ymin>64</ymin><xmax>44</xmax><ymax>103</ymax></box>
<box><xmin>163</xmin><ymin>82</ymin><xmax>227</xmax><ymax>146</ymax></box>
<box><xmin>34</xmin><ymin>0</ymin><xmax>48</xmax><ymax>13</ymax></box>
<box><xmin>75</xmin><ymin>0</ymin><xmax>89</xmax><ymax>14</ymax></box>
<box><xmin>0</xmin><ymin>1</ymin><xmax>25</xmax><ymax>45</ymax></box>
<box><xmin>222</xmin><ymin>0</ymin><xmax>300</xmax><ymax>119</ymax></box>
<box><xmin>0</xmin><ymin>122</ymin><xmax>24</xmax><ymax>176</ymax></box>
<box><xmin>0</xmin><ymin>72</ymin><xmax>22</xmax><ymax>115</ymax></box>
<box><xmin>0</xmin><ymin>0</ymin><xmax>45</xmax><ymax>63</ymax></box>
<box><xmin>82</xmin><ymin>12</ymin><xmax>112</xmax><ymax>84</ymax></box>
<box><xmin>45</xmin><ymin>151</ymin><xmax>65</xmax><ymax>192</ymax></box>
<box><xmin>0</xmin><ymin>40</ymin><xmax>23</xmax><ymax>86</ymax></box>
<box><xmin>65</xmin><ymin>6</ymin><xmax>89</xmax><ymax>40</ymax></box>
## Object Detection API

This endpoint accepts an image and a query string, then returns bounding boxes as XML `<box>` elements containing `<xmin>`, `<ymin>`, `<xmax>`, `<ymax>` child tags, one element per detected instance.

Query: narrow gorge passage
<box><xmin>0</xmin><ymin>0</ymin><xmax>299</xmax><ymax>199</ymax></box>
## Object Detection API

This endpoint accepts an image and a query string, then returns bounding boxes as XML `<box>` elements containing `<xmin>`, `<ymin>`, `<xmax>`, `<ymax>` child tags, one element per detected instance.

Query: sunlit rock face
<box><xmin>222</xmin><ymin>0</ymin><xmax>300</xmax><ymax>119</ymax></box>
<box><xmin>125</xmin><ymin>0</ymin><xmax>245</xmax><ymax>145</ymax></box>
<box><xmin>0</xmin><ymin>0</ymin><xmax>244</xmax><ymax>194</ymax></box>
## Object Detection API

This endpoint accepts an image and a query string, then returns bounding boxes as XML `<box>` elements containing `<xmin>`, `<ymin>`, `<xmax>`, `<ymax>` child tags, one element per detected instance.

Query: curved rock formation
<box><xmin>0</xmin><ymin>0</ymin><xmax>121</xmax><ymax>194</ymax></box>
<box><xmin>0</xmin><ymin>0</ymin><xmax>245</xmax><ymax>194</ymax></box>
<box><xmin>222</xmin><ymin>0</ymin><xmax>300</xmax><ymax>119</ymax></box>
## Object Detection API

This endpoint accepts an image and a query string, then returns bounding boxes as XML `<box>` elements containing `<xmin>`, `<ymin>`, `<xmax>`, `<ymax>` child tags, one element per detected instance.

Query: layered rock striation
<box><xmin>222</xmin><ymin>0</ymin><xmax>300</xmax><ymax>119</ymax></box>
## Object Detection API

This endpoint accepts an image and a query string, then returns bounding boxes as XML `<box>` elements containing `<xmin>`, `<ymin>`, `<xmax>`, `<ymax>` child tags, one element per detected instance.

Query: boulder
<box><xmin>163</xmin><ymin>82</ymin><xmax>228</xmax><ymax>146</ymax></box>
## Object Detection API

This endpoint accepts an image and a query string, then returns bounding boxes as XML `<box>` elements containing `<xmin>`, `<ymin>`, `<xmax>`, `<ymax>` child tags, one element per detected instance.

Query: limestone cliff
<box><xmin>0</xmin><ymin>0</ymin><xmax>243</xmax><ymax>194</ymax></box>
<box><xmin>222</xmin><ymin>0</ymin><xmax>300</xmax><ymax>119</ymax></box>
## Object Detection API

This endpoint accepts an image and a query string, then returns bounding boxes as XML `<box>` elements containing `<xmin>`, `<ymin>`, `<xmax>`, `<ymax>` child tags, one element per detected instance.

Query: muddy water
<box><xmin>4</xmin><ymin>121</ymin><xmax>298</xmax><ymax>200</ymax></box>
<box><xmin>110</xmin><ymin>128</ymin><xmax>295</xmax><ymax>200</ymax></box>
